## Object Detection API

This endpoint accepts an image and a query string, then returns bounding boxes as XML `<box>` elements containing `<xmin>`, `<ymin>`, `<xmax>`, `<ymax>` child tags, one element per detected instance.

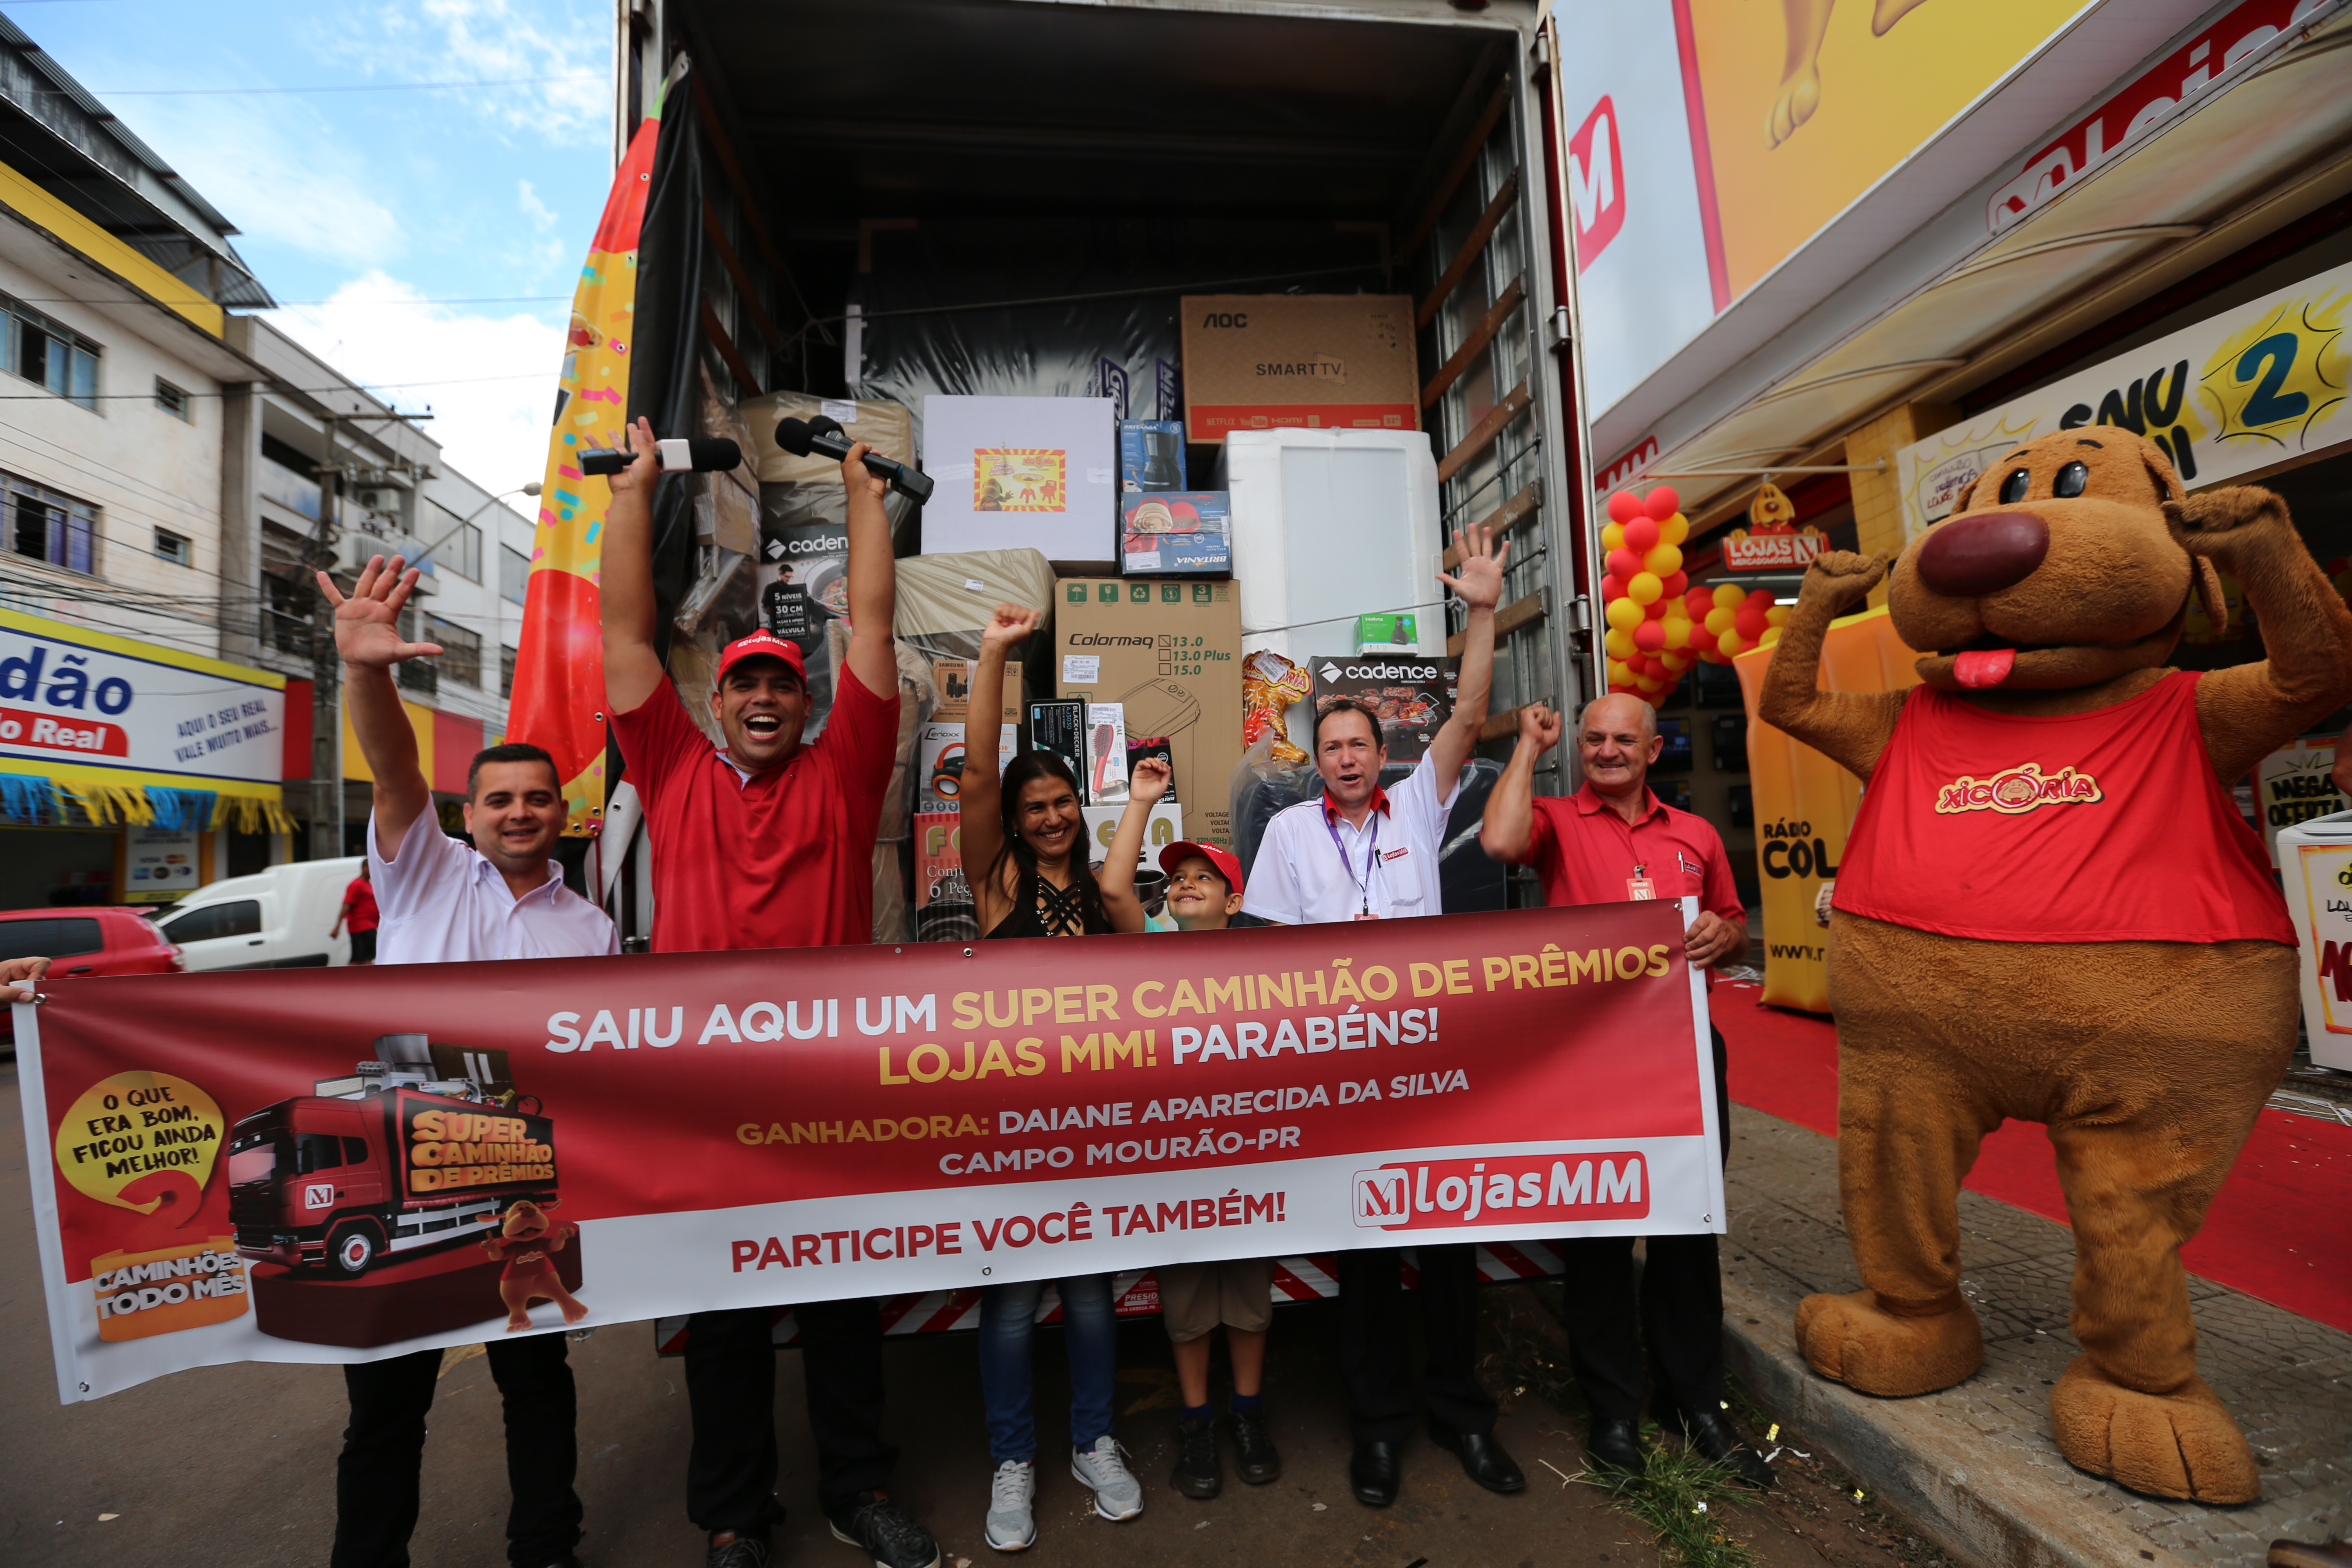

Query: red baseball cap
<box><xmin>1158</xmin><ymin>840</ymin><xmax>1244</xmax><ymax>897</ymax></box>
<box><xmin>714</xmin><ymin>628</ymin><xmax>808</xmax><ymax>686</ymax></box>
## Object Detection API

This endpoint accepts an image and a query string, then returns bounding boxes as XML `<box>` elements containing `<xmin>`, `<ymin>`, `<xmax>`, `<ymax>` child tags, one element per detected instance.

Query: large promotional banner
<box><xmin>18</xmin><ymin>902</ymin><xmax>1718</xmax><ymax>1403</ymax></box>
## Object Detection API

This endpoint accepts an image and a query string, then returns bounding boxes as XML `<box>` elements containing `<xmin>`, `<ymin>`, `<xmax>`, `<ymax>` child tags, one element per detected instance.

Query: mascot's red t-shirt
<box><xmin>1833</xmin><ymin>671</ymin><xmax>2294</xmax><ymax>946</ymax></box>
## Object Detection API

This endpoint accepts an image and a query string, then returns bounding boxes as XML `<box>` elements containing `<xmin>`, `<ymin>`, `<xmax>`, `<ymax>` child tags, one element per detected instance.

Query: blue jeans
<box><xmin>978</xmin><ymin>1275</ymin><xmax>1118</xmax><ymax>1462</ymax></box>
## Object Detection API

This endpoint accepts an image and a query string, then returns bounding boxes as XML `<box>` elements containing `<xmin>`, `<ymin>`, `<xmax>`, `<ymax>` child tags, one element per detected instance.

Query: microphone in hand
<box><xmin>775</xmin><ymin>417</ymin><xmax>935</xmax><ymax>503</ymax></box>
<box><xmin>579</xmin><ymin>437</ymin><xmax>742</xmax><ymax>477</ymax></box>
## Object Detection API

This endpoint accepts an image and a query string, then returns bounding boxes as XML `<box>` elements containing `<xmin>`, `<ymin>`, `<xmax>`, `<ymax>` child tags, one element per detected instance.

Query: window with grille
<box><xmin>4</xmin><ymin>470</ymin><xmax>99</xmax><ymax>574</ymax></box>
<box><xmin>155</xmin><ymin>528</ymin><xmax>191</xmax><ymax>565</ymax></box>
<box><xmin>501</xmin><ymin>643</ymin><xmax>517</xmax><ymax>697</ymax></box>
<box><xmin>2</xmin><ymin>294</ymin><xmax>100</xmax><ymax>410</ymax></box>
<box><xmin>396</xmin><ymin>607</ymin><xmax>437</xmax><ymax>695</ymax></box>
<box><xmin>155</xmin><ymin>379</ymin><xmax>190</xmax><ymax>419</ymax></box>
<box><xmin>427</xmin><ymin>614</ymin><xmax>481</xmax><ymax>688</ymax></box>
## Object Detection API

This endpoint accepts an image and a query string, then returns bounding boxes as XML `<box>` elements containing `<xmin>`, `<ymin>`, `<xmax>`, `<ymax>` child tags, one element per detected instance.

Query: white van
<box><xmin>154</xmin><ymin>857</ymin><xmax>361</xmax><ymax>971</ymax></box>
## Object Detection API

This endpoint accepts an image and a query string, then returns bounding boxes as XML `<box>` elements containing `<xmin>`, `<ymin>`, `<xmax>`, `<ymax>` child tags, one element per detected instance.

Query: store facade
<box><xmin>1548</xmin><ymin>0</ymin><xmax>2352</xmax><ymax>979</ymax></box>
<box><xmin>0</xmin><ymin>606</ymin><xmax>290</xmax><ymax>910</ymax></box>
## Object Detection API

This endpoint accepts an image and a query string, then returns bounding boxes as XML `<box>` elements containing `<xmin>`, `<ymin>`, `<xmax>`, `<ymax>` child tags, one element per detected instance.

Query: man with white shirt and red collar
<box><xmin>316</xmin><ymin>551</ymin><xmax>618</xmax><ymax>1568</ymax></box>
<box><xmin>1240</xmin><ymin>524</ymin><xmax>1525</xmax><ymax>1510</ymax></box>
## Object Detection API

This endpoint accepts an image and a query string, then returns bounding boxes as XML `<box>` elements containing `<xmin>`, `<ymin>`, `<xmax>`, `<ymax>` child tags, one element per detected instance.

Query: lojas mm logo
<box><xmin>1567</xmin><ymin>96</ymin><xmax>1626</xmax><ymax>270</ymax></box>
<box><xmin>1352</xmin><ymin>1152</ymin><xmax>1648</xmax><ymax>1230</ymax></box>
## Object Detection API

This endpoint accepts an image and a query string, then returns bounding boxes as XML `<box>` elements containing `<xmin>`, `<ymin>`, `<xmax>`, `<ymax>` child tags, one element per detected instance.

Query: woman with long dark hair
<box><xmin>956</xmin><ymin>603</ymin><xmax>1148</xmax><ymax>1551</ymax></box>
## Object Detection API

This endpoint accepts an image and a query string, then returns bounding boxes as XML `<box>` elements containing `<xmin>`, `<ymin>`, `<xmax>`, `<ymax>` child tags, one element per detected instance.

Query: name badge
<box><xmin>1626</xmin><ymin>876</ymin><xmax>1657</xmax><ymax>901</ymax></box>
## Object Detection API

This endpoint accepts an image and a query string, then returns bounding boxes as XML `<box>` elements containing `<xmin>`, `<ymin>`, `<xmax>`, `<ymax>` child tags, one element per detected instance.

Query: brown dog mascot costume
<box><xmin>1758</xmin><ymin>427</ymin><xmax>2352</xmax><ymax>1503</ymax></box>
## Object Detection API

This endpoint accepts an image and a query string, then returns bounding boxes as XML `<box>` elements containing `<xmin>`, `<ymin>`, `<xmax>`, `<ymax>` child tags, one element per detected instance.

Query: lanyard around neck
<box><xmin>1324</xmin><ymin>805</ymin><xmax>1381</xmax><ymax>917</ymax></box>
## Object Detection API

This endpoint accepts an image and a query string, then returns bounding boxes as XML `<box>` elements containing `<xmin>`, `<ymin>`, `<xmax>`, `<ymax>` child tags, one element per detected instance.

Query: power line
<box><xmin>0</xmin><ymin>369</ymin><xmax>554</xmax><ymax>400</ymax></box>
<box><xmin>7</xmin><ymin>296</ymin><xmax>570</xmax><ymax>308</ymax></box>
<box><xmin>21</xmin><ymin>76</ymin><xmax>607</xmax><ymax>97</ymax></box>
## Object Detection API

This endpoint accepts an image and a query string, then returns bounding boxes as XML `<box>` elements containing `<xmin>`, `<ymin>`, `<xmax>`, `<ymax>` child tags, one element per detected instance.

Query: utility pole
<box><xmin>303</xmin><ymin>408</ymin><xmax>433</xmax><ymax>862</ymax></box>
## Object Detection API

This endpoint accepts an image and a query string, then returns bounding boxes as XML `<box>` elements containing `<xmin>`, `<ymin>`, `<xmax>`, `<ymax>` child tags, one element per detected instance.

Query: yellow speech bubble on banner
<box><xmin>53</xmin><ymin>1071</ymin><xmax>225</xmax><ymax>1210</ymax></box>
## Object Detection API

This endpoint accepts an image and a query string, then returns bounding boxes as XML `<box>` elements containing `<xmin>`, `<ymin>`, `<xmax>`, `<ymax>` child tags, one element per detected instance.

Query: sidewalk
<box><xmin>1713</xmin><ymin>987</ymin><xmax>2352</xmax><ymax>1568</ymax></box>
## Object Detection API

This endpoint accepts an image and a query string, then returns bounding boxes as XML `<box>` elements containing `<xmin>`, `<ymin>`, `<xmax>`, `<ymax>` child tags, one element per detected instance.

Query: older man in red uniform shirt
<box><xmin>1481</xmin><ymin>694</ymin><xmax>1773</xmax><ymax>1490</ymax></box>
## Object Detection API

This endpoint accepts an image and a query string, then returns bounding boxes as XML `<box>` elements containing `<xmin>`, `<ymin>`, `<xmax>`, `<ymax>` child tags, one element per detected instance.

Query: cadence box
<box><xmin>1180</xmin><ymin>294</ymin><xmax>1419</xmax><ymax>444</ymax></box>
<box><xmin>1309</xmin><ymin>653</ymin><xmax>1459</xmax><ymax>763</ymax></box>
<box><xmin>1056</xmin><ymin>579</ymin><xmax>1241</xmax><ymax>847</ymax></box>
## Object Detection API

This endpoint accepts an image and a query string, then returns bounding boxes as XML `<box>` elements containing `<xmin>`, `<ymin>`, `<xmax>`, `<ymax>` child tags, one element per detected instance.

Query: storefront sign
<box><xmin>0</xmin><ymin>610</ymin><xmax>283</xmax><ymax>788</ymax></box>
<box><xmin>18</xmin><ymin>902</ymin><xmax>1719</xmax><ymax>1401</ymax></box>
<box><xmin>1897</xmin><ymin>259</ymin><xmax>2352</xmax><ymax>536</ymax></box>
<box><xmin>1988</xmin><ymin>0</ymin><xmax>2330</xmax><ymax>233</ymax></box>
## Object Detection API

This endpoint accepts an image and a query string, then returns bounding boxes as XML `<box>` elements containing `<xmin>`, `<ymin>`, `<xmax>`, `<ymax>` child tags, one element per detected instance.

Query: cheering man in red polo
<box><xmin>601</xmin><ymin>415</ymin><xmax>938</xmax><ymax>1568</ymax></box>
<box><xmin>1481</xmin><ymin>695</ymin><xmax>1775</xmax><ymax>1492</ymax></box>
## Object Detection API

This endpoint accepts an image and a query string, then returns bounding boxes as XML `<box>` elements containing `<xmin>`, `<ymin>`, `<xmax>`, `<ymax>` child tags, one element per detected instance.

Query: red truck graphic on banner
<box><xmin>228</xmin><ymin>1033</ymin><xmax>557</xmax><ymax>1278</ymax></box>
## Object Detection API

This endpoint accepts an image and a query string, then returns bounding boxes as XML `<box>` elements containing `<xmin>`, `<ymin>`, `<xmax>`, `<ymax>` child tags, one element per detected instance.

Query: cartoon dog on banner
<box><xmin>1758</xmin><ymin>427</ymin><xmax>2352</xmax><ymax>1502</ymax></box>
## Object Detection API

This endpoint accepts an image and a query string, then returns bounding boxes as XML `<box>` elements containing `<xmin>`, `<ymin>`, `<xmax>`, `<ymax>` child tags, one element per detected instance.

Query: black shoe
<box><xmin>826</xmin><ymin>1492</ymin><xmax>941</xmax><ymax>1568</ymax></box>
<box><xmin>1349</xmin><ymin>1439</ymin><xmax>1401</xmax><ymax>1506</ymax></box>
<box><xmin>1230</xmin><ymin>1407</ymin><xmax>1282</xmax><ymax>1486</ymax></box>
<box><xmin>1172</xmin><ymin>1412</ymin><xmax>1221</xmax><ymax>1499</ymax></box>
<box><xmin>707</xmin><ymin>1533</ymin><xmax>769</xmax><ymax>1568</ymax></box>
<box><xmin>1427</xmin><ymin>1421</ymin><xmax>1526</xmax><ymax>1494</ymax></box>
<box><xmin>1586</xmin><ymin>1417</ymin><xmax>1646</xmax><ymax>1487</ymax></box>
<box><xmin>1676</xmin><ymin>1408</ymin><xmax>1776</xmax><ymax>1490</ymax></box>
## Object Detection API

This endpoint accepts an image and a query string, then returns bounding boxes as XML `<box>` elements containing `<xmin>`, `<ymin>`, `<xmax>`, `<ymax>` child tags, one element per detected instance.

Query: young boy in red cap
<box><xmin>1098</xmin><ymin>765</ymin><xmax>1281</xmax><ymax>1502</ymax></box>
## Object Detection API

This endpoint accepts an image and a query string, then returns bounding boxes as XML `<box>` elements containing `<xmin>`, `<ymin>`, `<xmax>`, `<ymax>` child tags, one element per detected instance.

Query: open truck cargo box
<box><xmin>602</xmin><ymin>0</ymin><xmax>1592</xmax><ymax>944</ymax></box>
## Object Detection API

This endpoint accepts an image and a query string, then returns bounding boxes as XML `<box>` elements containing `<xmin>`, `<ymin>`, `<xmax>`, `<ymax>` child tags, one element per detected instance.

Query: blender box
<box><xmin>1309</xmin><ymin>653</ymin><xmax>1458</xmax><ymax>762</ymax></box>
<box><xmin>1119</xmin><ymin>420</ymin><xmax>1187</xmax><ymax>491</ymax></box>
<box><xmin>1352</xmin><ymin>612</ymin><xmax>1419</xmax><ymax>653</ymax></box>
<box><xmin>1121</xmin><ymin>492</ymin><xmax>1231</xmax><ymax>577</ymax></box>
<box><xmin>1056</xmin><ymin>578</ymin><xmax>1242</xmax><ymax>846</ymax></box>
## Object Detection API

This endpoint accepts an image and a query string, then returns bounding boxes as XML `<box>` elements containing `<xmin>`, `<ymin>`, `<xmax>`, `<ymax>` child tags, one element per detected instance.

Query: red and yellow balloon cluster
<box><xmin>1600</xmin><ymin>487</ymin><xmax>1788</xmax><ymax>706</ymax></box>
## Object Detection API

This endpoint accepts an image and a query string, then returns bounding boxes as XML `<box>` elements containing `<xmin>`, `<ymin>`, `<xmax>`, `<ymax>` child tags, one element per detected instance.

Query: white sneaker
<box><xmin>984</xmin><ymin>1458</ymin><xmax>1036</xmax><ymax>1552</ymax></box>
<box><xmin>1070</xmin><ymin>1434</ymin><xmax>1143</xmax><ymax>1521</ymax></box>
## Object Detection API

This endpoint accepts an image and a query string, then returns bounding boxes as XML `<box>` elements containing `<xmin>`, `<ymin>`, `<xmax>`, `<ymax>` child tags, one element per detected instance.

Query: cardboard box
<box><xmin>1085</xmin><ymin>703</ymin><xmax>1131</xmax><ymax>803</ymax></box>
<box><xmin>931</xmin><ymin>660</ymin><xmax>1021</xmax><ymax>724</ymax></box>
<box><xmin>1025</xmin><ymin>698</ymin><xmax>1089</xmax><ymax>799</ymax></box>
<box><xmin>1309</xmin><ymin>653</ymin><xmax>1458</xmax><ymax>762</ymax></box>
<box><xmin>915</xmin><ymin>720</ymin><xmax>1018</xmax><ymax>815</ymax></box>
<box><xmin>1119</xmin><ymin>420</ymin><xmax>1187</xmax><ymax>492</ymax></box>
<box><xmin>1120</xmin><ymin>492</ymin><xmax>1230</xmax><ymax>577</ymax></box>
<box><xmin>758</xmin><ymin>518</ymin><xmax>848</xmax><ymax>724</ymax></box>
<box><xmin>1127</xmin><ymin>735</ymin><xmax>1175</xmax><ymax>802</ymax></box>
<box><xmin>921</xmin><ymin>395</ymin><xmax>1118</xmax><ymax>562</ymax></box>
<box><xmin>1080</xmin><ymin>802</ymin><xmax>1183</xmax><ymax>873</ymax></box>
<box><xmin>1180</xmin><ymin>295</ymin><xmax>1419</xmax><ymax>444</ymax></box>
<box><xmin>1057</xmin><ymin>579</ymin><xmax>1241</xmax><ymax>847</ymax></box>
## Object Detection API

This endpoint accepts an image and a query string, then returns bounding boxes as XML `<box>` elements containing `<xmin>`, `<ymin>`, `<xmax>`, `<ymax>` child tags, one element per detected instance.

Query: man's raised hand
<box><xmin>605</xmin><ymin>416</ymin><xmax>662</xmax><ymax>498</ymax></box>
<box><xmin>980</xmin><ymin>603</ymin><xmax>1040</xmax><ymax>655</ymax></box>
<box><xmin>1517</xmin><ymin>702</ymin><xmax>1562</xmax><ymax>753</ymax></box>
<box><xmin>317</xmin><ymin>555</ymin><xmax>442</xmax><ymax>670</ymax></box>
<box><xmin>840</xmin><ymin>440</ymin><xmax>890</xmax><ymax>503</ymax></box>
<box><xmin>1436</xmin><ymin>522</ymin><xmax>1510</xmax><ymax>613</ymax></box>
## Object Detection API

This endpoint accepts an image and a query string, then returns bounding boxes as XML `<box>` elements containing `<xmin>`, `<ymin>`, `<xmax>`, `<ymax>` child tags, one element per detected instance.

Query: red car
<box><xmin>0</xmin><ymin>907</ymin><xmax>183</xmax><ymax>1045</ymax></box>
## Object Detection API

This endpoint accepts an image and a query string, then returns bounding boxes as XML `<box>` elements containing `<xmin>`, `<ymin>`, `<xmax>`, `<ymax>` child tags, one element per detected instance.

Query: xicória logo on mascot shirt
<box><xmin>1352</xmin><ymin>1152</ymin><xmax>1649</xmax><ymax>1230</ymax></box>
<box><xmin>1933</xmin><ymin>762</ymin><xmax>2104</xmax><ymax>816</ymax></box>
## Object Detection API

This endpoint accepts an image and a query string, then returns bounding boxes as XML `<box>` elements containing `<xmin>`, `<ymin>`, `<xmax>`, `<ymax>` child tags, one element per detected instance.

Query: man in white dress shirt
<box><xmin>318</xmin><ymin>552</ymin><xmax>617</xmax><ymax>1568</ymax></box>
<box><xmin>1240</xmin><ymin>524</ymin><xmax>1525</xmax><ymax>1510</ymax></box>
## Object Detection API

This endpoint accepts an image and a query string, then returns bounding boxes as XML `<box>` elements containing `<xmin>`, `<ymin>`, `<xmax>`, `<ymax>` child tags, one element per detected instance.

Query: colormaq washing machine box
<box><xmin>1056</xmin><ymin>578</ymin><xmax>1241</xmax><ymax>848</ymax></box>
<box><xmin>1180</xmin><ymin>294</ymin><xmax>1419</xmax><ymax>444</ymax></box>
<box><xmin>921</xmin><ymin>395</ymin><xmax>1118</xmax><ymax>563</ymax></box>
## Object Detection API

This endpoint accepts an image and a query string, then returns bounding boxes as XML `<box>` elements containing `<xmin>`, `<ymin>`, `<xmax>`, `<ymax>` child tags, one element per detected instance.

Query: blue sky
<box><xmin>9</xmin><ymin>0</ymin><xmax>614</xmax><ymax>501</ymax></box>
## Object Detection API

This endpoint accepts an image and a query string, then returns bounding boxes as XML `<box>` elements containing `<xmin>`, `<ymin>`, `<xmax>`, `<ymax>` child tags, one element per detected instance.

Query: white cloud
<box><xmin>109</xmin><ymin>96</ymin><xmax>401</xmax><ymax>266</ymax></box>
<box><xmin>314</xmin><ymin>0</ymin><xmax>611</xmax><ymax>145</ymax></box>
<box><xmin>267</xmin><ymin>271</ymin><xmax>564</xmax><ymax>505</ymax></box>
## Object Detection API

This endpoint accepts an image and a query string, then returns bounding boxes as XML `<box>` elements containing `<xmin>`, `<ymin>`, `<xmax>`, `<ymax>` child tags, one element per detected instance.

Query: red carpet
<box><xmin>1711</xmin><ymin>980</ymin><xmax>2352</xmax><ymax>1335</ymax></box>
